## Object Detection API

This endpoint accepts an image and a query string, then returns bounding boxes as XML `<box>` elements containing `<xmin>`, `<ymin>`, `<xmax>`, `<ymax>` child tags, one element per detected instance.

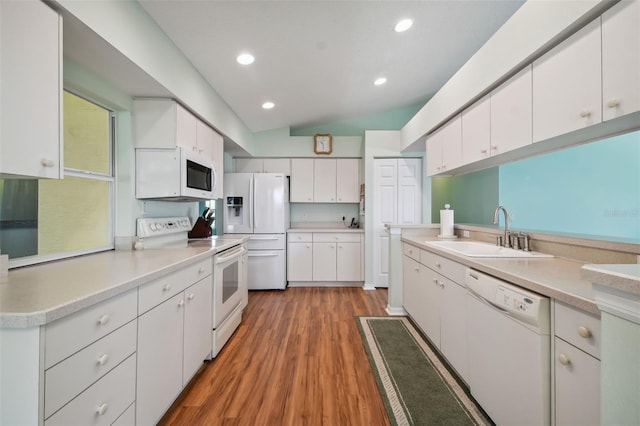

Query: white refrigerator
<box><xmin>224</xmin><ymin>173</ymin><xmax>289</xmax><ymax>290</ymax></box>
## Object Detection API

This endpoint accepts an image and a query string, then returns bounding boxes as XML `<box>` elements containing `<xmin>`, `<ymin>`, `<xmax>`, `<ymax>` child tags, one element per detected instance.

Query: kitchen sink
<box><xmin>423</xmin><ymin>240</ymin><xmax>553</xmax><ymax>258</ymax></box>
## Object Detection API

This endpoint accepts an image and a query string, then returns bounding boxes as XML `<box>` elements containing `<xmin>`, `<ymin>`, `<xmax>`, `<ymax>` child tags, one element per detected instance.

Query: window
<box><xmin>0</xmin><ymin>91</ymin><xmax>115</xmax><ymax>266</ymax></box>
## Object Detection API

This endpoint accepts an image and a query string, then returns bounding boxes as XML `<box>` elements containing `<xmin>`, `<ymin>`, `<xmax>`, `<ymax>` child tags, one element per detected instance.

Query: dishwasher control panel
<box><xmin>465</xmin><ymin>268</ymin><xmax>550</xmax><ymax>333</ymax></box>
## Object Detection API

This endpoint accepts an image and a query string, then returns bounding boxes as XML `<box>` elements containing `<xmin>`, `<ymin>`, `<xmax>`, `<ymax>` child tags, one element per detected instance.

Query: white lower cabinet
<box><xmin>288</xmin><ymin>232</ymin><xmax>362</xmax><ymax>284</ymax></box>
<box><xmin>401</xmin><ymin>244</ymin><xmax>468</xmax><ymax>382</ymax></box>
<box><xmin>137</xmin><ymin>274</ymin><xmax>213</xmax><ymax>425</ymax></box>
<box><xmin>554</xmin><ymin>302</ymin><xmax>601</xmax><ymax>426</ymax></box>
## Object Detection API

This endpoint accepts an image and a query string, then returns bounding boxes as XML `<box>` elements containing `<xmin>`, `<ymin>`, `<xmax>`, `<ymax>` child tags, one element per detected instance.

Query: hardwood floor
<box><xmin>159</xmin><ymin>287</ymin><xmax>391</xmax><ymax>426</ymax></box>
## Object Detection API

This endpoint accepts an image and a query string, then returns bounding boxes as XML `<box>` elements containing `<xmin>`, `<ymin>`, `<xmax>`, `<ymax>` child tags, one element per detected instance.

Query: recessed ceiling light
<box><xmin>237</xmin><ymin>53</ymin><xmax>255</xmax><ymax>65</ymax></box>
<box><xmin>394</xmin><ymin>18</ymin><xmax>413</xmax><ymax>33</ymax></box>
<box><xmin>262</xmin><ymin>102</ymin><xmax>275</xmax><ymax>109</ymax></box>
<box><xmin>374</xmin><ymin>77</ymin><xmax>387</xmax><ymax>86</ymax></box>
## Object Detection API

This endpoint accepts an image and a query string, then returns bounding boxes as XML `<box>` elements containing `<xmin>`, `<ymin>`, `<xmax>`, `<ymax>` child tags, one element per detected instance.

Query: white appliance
<box><xmin>224</xmin><ymin>173</ymin><xmax>289</xmax><ymax>290</ymax></box>
<box><xmin>136</xmin><ymin>217</ymin><xmax>247</xmax><ymax>359</ymax></box>
<box><xmin>465</xmin><ymin>268</ymin><xmax>551</xmax><ymax>425</ymax></box>
<box><xmin>136</xmin><ymin>147</ymin><xmax>217</xmax><ymax>201</ymax></box>
<box><xmin>211</xmin><ymin>242</ymin><xmax>247</xmax><ymax>358</ymax></box>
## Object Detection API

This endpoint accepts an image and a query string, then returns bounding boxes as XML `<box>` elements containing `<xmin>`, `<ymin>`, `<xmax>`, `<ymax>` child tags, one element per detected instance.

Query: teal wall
<box><xmin>431</xmin><ymin>131</ymin><xmax>640</xmax><ymax>243</ymax></box>
<box><xmin>431</xmin><ymin>168</ymin><xmax>499</xmax><ymax>225</ymax></box>
<box><xmin>290</xmin><ymin>102</ymin><xmax>425</xmax><ymax>137</ymax></box>
<box><xmin>499</xmin><ymin>131</ymin><xmax>640</xmax><ymax>242</ymax></box>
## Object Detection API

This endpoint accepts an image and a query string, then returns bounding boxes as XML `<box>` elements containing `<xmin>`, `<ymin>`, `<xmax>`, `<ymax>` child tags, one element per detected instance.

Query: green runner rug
<box><xmin>357</xmin><ymin>316</ymin><xmax>492</xmax><ymax>426</ymax></box>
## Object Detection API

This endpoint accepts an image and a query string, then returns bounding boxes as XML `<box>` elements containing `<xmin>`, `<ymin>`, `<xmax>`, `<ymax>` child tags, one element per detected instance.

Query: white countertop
<box><xmin>0</xmin><ymin>236</ymin><xmax>247</xmax><ymax>328</ymax></box>
<box><xmin>287</xmin><ymin>228</ymin><xmax>364</xmax><ymax>233</ymax></box>
<box><xmin>402</xmin><ymin>235</ymin><xmax>600</xmax><ymax>314</ymax></box>
<box><xmin>582</xmin><ymin>263</ymin><xmax>640</xmax><ymax>297</ymax></box>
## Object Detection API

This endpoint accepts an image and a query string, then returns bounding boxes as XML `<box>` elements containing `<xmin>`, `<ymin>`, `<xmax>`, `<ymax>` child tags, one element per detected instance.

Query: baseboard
<box><xmin>386</xmin><ymin>305</ymin><xmax>407</xmax><ymax>316</ymax></box>
<box><xmin>363</xmin><ymin>282</ymin><xmax>376</xmax><ymax>291</ymax></box>
<box><xmin>288</xmin><ymin>281</ymin><xmax>363</xmax><ymax>287</ymax></box>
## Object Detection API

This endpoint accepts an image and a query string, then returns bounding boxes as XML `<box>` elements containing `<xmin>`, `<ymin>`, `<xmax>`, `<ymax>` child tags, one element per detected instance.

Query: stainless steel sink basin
<box><xmin>423</xmin><ymin>240</ymin><xmax>553</xmax><ymax>258</ymax></box>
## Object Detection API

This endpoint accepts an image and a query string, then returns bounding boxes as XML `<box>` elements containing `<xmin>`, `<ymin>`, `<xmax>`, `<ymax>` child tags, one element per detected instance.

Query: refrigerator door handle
<box><xmin>249</xmin><ymin>177</ymin><xmax>255</xmax><ymax>231</ymax></box>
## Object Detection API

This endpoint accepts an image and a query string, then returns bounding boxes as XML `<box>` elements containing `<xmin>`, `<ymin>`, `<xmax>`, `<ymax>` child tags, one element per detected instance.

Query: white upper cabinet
<box><xmin>336</xmin><ymin>159</ymin><xmax>360</xmax><ymax>203</ymax></box>
<box><xmin>313</xmin><ymin>159</ymin><xmax>337</xmax><ymax>202</ymax></box>
<box><xmin>1</xmin><ymin>1</ymin><xmax>62</xmax><ymax>179</ymax></box>
<box><xmin>196</xmin><ymin>121</ymin><xmax>224</xmax><ymax>198</ymax></box>
<box><xmin>290</xmin><ymin>159</ymin><xmax>314</xmax><ymax>202</ymax></box>
<box><xmin>235</xmin><ymin>158</ymin><xmax>291</xmax><ymax>175</ymax></box>
<box><xmin>426</xmin><ymin>115</ymin><xmax>462</xmax><ymax>176</ymax></box>
<box><xmin>532</xmin><ymin>19</ymin><xmax>602</xmax><ymax>143</ymax></box>
<box><xmin>461</xmin><ymin>95</ymin><xmax>491</xmax><ymax>165</ymax></box>
<box><xmin>490</xmin><ymin>65</ymin><xmax>533</xmax><ymax>154</ymax></box>
<box><xmin>175</xmin><ymin>103</ymin><xmax>198</xmax><ymax>153</ymax></box>
<box><xmin>602</xmin><ymin>0</ymin><xmax>640</xmax><ymax>121</ymax></box>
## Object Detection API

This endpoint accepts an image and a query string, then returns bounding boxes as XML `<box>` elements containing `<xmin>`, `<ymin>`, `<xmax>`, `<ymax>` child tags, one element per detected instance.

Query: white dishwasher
<box><xmin>465</xmin><ymin>268</ymin><xmax>551</xmax><ymax>426</ymax></box>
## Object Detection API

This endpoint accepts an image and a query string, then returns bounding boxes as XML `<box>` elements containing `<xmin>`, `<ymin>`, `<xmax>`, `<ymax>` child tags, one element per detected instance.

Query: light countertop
<box><xmin>582</xmin><ymin>263</ymin><xmax>640</xmax><ymax>297</ymax></box>
<box><xmin>402</xmin><ymin>235</ymin><xmax>600</xmax><ymax>314</ymax></box>
<box><xmin>0</xmin><ymin>237</ymin><xmax>246</xmax><ymax>328</ymax></box>
<box><xmin>288</xmin><ymin>228</ymin><xmax>364</xmax><ymax>233</ymax></box>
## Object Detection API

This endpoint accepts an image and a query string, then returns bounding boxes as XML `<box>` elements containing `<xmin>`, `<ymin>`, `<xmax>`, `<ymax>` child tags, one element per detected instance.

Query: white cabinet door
<box><xmin>175</xmin><ymin>103</ymin><xmax>198</xmax><ymax>152</ymax></box>
<box><xmin>555</xmin><ymin>338</ymin><xmax>600</xmax><ymax>426</ymax></box>
<box><xmin>440</xmin><ymin>277</ymin><xmax>468</xmax><ymax>382</ymax></box>
<box><xmin>532</xmin><ymin>19</ymin><xmax>602</xmax><ymax>143</ymax></box>
<box><xmin>136</xmin><ymin>293</ymin><xmax>184</xmax><ymax>426</ymax></box>
<box><xmin>313</xmin><ymin>159</ymin><xmax>337</xmax><ymax>202</ymax></box>
<box><xmin>426</xmin><ymin>115</ymin><xmax>462</xmax><ymax>175</ymax></box>
<box><xmin>290</xmin><ymin>159</ymin><xmax>314</xmax><ymax>202</ymax></box>
<box><xmin>336</xmin><ymin>159</ymin><xmax>360</xmax><ymax>202</ymax></box>
<box><xmin>287</xmin><ymin>242</ymin><xmax>313</xmax><ymax>281</ymax></box>
<box><xmin>236</xmin><ymin>158</ymin><xmax>264</xmax><ymax>173</ymax></box>
<box><xmin>602</xmin><ymin>0</ymin><xmax>640</xmax><ymax>121</ymax></box>
<box><xmin>422</xmin><ymin>268</ymin><xmax>442</xmax><ymax>348</ymax></box>
<box><xmin>312</xmin><ymin>242</ymin><xmax>337</xmax><ymax>281</ymax></box>
<box><xmin>1</xmin><ymin>1</ymin><xmax>61</xmax><ymax>179</ymax></box>
<box><xmin>209</xmin><ymin>128</ymin><xmax>224</xmax><ymax>199</ymax></box>
<box><xmin>336</xmin><ymin>242</ymin><xmax>361</xmax><ymax>281</ymax></box>
<box><xmin>183</xmin><ymin>277</ymin><xmax>213</xmax><ymax>386</ymax></box>
<box><xmin>490</xmin><ymin>65</ymin><xmax>533</xmax><ymax>154</ymax></box>
<box><xmin>461</xmin><ymin>95</ymin><xmax>491</xmax><ymax>165</ymax></box>
<box><xmin>403</xmin><ymin>256</ymin><xmax>425</xmax><ymax>325</ymax></box>
<box><xmin>263</xmin><ymin>158</ymin><xmax>291</xmax><ymax>175</ymax></box>
<box><xmin>195</xmin><ymin>119</ymin><xmax>214</xmax><ymax>159</ymax></box>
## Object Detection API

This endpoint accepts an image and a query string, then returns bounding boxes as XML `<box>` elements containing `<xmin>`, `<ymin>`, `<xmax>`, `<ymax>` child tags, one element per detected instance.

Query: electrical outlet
<box><xmin>462</xmin><ymin>230</ymin><xmax>470</xmax><ymax>238</ymax></box>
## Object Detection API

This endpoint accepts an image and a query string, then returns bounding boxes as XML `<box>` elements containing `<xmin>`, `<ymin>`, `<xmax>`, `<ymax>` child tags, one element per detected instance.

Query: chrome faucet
<box><xmin>493</xmin><ymin>206</ymin><xmax>510</xmax><ymax>247</ymax></box>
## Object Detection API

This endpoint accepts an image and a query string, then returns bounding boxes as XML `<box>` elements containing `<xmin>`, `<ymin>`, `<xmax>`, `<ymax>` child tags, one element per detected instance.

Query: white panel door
<box><xmin>397</xmin><ymin>159</ymin><xmax>422</xmax><ymax>224</ymax></box>
<box><xmin>372</xmin><ymin>159</ymin><xmax>398</xmax><ymax>288</ymax></box>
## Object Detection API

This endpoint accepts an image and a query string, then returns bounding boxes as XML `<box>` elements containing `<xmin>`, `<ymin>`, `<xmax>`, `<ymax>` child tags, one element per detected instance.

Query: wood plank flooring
<box><xmin>159</xmin><ymin>287</ymin><xmax>391</xmax><ymax>426</ymax></box>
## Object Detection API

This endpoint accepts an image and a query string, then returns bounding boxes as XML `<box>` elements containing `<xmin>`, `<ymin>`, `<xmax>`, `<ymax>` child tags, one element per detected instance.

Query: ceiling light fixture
<box><xmin>374</xmin><ymin>77</ymin><xmax>387</xmax><ymax>86</ymax></box>
<box><xmin>394</xmin><ymin>18</ymin><xmax>413</xmax><ymax>33</ymax></box>
<box><xmin>262</xmin><ymin>101</ymin><xmax>275</xmax><ymax>109</ymax></box>
<box><xmin>236</xmin><ymin>53</ymin><xmax>255</xmax><ymax>65</ymax></box>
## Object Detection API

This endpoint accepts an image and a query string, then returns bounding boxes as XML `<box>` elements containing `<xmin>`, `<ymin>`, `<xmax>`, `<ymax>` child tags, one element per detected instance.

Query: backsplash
<box><xmin>290</xmin><ymin>203</ymin><xmax>359</xmax><ymax>225</ymax></box>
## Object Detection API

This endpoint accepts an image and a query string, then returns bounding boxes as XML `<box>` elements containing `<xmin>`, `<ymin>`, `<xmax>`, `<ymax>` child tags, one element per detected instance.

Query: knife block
<box><xmin>188</xmin><ymin>217</ymin><xmax>212</xmax><ymax>238</ymax></box>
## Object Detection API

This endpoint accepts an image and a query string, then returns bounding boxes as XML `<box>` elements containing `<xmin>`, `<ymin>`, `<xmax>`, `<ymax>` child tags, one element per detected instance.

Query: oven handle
<box><xmin>216</xmin><ymin>245</ymin><xmax>247</xmax><ymax>264</ymax></box>
<box><xmin>247</xmin><ymin>252</ymin><xmax>279</xmax><ymax>257</ymax></box>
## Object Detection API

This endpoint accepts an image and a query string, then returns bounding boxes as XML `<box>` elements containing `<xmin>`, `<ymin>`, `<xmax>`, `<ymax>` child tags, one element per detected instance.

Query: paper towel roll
<box><xmin>440</xmin><ymin>206</ymin><xmax>454</xmax><ymax>237</ymax></box>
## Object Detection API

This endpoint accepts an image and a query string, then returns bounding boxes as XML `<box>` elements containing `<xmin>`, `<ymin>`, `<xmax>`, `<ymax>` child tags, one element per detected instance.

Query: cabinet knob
<box><xmin>579</xmin><ymin>109</ymin><xmax>591</xmax><ymax>118</ymax></box>
<box><xmin>435</xmin><ymin>261</ymin><xmax>441</xmax><ymax>268</ymax></box>
<box><xmin>187</xmin><ymin>293</ymin><xmax>195</xmax><ymax>301</ymax></box>
<box><xmin>41</xmin><ymin>159</ymin><xmax>55</xmax><ymax>167</ymax></box>
<box><xmin>577</xmin><ymin>326</ymin><xmax>592</xmax><ymax>338</ymax></box>
<box><xmin>97</xmin><ymin>354</ymin><xmax>110</xmax><ymax>366</ymax></box>
<box><xmin>432</xmin><ymin>278</ymin><xmax>438</xmax><ymax>285</ymax></box>
<box><xmin>163</xmin><ymin>284</ymin><xmax>172</xmax><ymax>292</ymax></box>
<box><xmin>606</xmin><ymin>99</ymin><xmax>620</xmax><ymax>108</ymax></box>
<box><xmin>97</xmin><ymin>314</ymin><xmax>110</xmax><ymax>326</ymax></box>
<box><xmin>480</xmin><ymin>149</ymin><xmax>488</xmax><ymax>154</ymax></box>
<box><xmin>198</xmin><ymin>267</ymin><xmax>205</xmax><ymax>274</ymax></box>
<box><xmin>178</xmin><ymin>299</ymin><xmax>185</xmax><ymax>308</ymax></box>
<box><xmin>96</xmin><ymin>403</ymin><xmax>108</xmax><ymax>416</ymax></box>
<box><xmin>491</xmin><ymin>145</ymin><xmax>498</xmax><ymax>151</ymax></box>
<box><xmin>559</xmin><ymin>353</ymin><xmax>571</xmax><ymax>365</ymax></box>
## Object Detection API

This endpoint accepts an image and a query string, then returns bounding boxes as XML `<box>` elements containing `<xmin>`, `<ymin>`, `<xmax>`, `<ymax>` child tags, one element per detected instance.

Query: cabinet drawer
<box><xmin>420</xmin><ymin>249</ymin><xmax>466</xmax><ymax>284</ymax></box>
<box><xmin>45</xmin><ymin>289</ymin><xmax>137</xmax><ymax>368</ymax></box>
<box><xmin>44</xmin><ymin>320</ymin><xmax>137</xmax><ymax>418</ymax></box>
<box><xmin>112</xmin><ymin>402</ymin><xmax>135</xmax><ymax>426</ymax></box>
<box><xmin>403</xmin><ymin>243</ymin><xmax>420</xmax><ymax>262</ymax></box>
<box><xmin>139</xmin><ymin>258</ymin><xmax>212</xmax><ymax>315</ymax></box>
<box><xmin>313</xmin><ymin>233</ymin><xmax>360</xmax><ymax>243</ymax></box>
<box><xmin>247</xmin><ymin>234</ymin><xmax>286</xmax><ymax>250</ymax></box>
<box><xmin>555</xmin><ymin>301</ymin><xmax>601</xmax><ymax>359</ymax></box>
<box><xmin>288</xmin><ymin>232</ymin><xmax>313</xmax><ymax>243</ymax></box>
<box><xmin>45</xmin><ymin>354</ymin><xmax>136</xmax><ymax>426</ymax></box>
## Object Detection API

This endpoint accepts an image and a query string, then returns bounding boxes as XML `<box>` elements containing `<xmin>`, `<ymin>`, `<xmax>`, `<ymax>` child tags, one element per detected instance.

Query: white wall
<box><xmin>54</xmin><ymin>0</ymin><xmax>253</xmax><ymax>154</ymax></box>
<box><xmin>401</xmin><ymin>0</ymin><xmax>610</xmax><ymax>150</ymax></box>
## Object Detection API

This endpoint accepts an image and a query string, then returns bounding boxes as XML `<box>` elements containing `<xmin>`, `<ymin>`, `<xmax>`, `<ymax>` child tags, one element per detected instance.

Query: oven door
<box><xmin>213</xmin><ymin>244</ymin><xmax>246</xmax><ymax>328</ymax></box>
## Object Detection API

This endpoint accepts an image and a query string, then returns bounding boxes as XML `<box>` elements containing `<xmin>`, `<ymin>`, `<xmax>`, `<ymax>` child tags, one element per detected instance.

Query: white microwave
<box><xmin>136</xmin><ymin>147</ymin><xmax>217</xmax><ymax>201</ymax></box>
